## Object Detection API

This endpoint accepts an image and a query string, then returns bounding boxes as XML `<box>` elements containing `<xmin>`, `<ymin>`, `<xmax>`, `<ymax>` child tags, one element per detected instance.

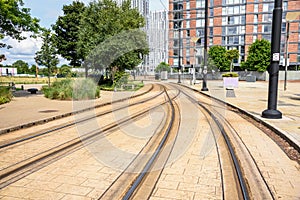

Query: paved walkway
<box><xmin>181</xmin><ymin>79</ymin><xmax>300</xmax><ymax>149</ymax></box>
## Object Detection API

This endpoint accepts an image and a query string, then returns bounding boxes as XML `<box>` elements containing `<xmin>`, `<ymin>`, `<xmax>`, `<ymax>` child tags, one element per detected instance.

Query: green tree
<box><xmin>226</xmin><ymin>49</ymin><xmax>239</xmax><ymax>72</ymax></box>
<box><xmin>29</xmin><ymin>64</ymin><xmax>37</xmax><ymax>75</ymax></box>
<box><xmin>52</xmin><ymin>1</ymin><xmax>85</xmax><ymax>67</ymax></box>
<box><xmin>241</xmin><ymin>39</ymin><xmax>271</xmax><ymax>72</ymax></box>
<box><xmin>35</xmin><ymin>29</ymin><xmax>59</xmax><ymax>87</ymax></box>
<box><xmin>59</xmin><ymin>64</ymin><xmax>72</xmax><ymax>77</ymax></box>
<box><xmin>78</xmin><ymin>0</ymin><xmax>148</xmax><ymax>80</ymax></box>
<box><xmin>208</xmin><ymin>45</ymin><xmax>231</xmax><ymax>71</ymax></box>
<box><xmin>155</xmin><ymin>62</ymin><xmax>171</xmax><ymax>73</ymax></box>
<box><xmin>12</xmin><ymin>60</ymin><xmax>29</xmax><ymax>74</ymax></box>
<box><xmin>0</xmin><ymin>0</ymin><xmax>40</xmax><ymax>48</ymax></box>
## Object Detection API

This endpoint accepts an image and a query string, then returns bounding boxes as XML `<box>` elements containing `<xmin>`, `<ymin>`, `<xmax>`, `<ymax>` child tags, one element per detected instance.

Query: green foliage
<box><xmin>58</xmin><ymin>64</ymin><xmax>72</xmax><ymax>78</ymax></box>
<box><xmin>226</xmin><ymin>49</ymin><xmax>239</xmax><ymax>72</ymax></box>
<box><xmin>222</xmin><ymin>72</ymin><xmax>239</xmax><ymax>77</ymax></box>
<box><xmin>113</xmin><ymin>71</ymin><xmax>129</xmax><ymax>87</ymax></box>
<box><xmin>0</xmin><ymin>86</ymin><xmax>13</xmax><ymax>104</ymax></box>
<box><xmin>0</xmin><ymin>54</ymin><xmax>6</xmax><ymax>62</ymax></box>
<box><xmin>52</xmin><ymin>1</ymin><xmax>85</xmax><ymax>67</ymax></box>
<box><xmin>241</xmin><ymin>39</ymin><xmax>271</xmax><ymax>72</ymax></box>
<box><xmin>29</xmin><ymin>64</ymin><xmax>37</xmax><ymax>75</ymax></box>
<box><xmin>78</xmin><ymin>0</ymin><xmax>149</xmax><ymax>78</ymax></box>
<box><xmin>0</xmin><ymin>0</ymin><xmax>40</xmax><ymax>48</ymax></box>
<box><xmin>12</xmin><ymin>60</ymin><xmax>29</xmax><ymax>74</ymax></box>
<box><xmin>208</xmin><ymin>46</ymin><xmax>231</xmax><ymax>71</ymax></box>
<box><xmin>155</xmin><ymin>62</ymin><xmax>171</xmax><ymax>73</ymax></box>
<box><xmin>35</xmin><ymin>29</ymin><xmax>59</xmax><ymax>86</ymax></box>
<box><xmin>42</xmin><ymin>78</ymin><xmax>100</xmax><ymax>100</ymax></box>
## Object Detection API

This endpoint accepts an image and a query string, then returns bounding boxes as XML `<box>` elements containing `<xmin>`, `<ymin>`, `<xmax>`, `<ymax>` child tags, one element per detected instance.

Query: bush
<box><xmin>42</xmin><ymin>78</ymin><xmax>100</xmax><ymax>100</ymax></box>
<box><xmin>0</xmin><ymin>87</ymin><xmax>13</xmax><ymax>104</ymax></box>
<box><xmin>222</xmin><ymin>72</ymin><xmax>239</xmax><ymax>77</ymax></box>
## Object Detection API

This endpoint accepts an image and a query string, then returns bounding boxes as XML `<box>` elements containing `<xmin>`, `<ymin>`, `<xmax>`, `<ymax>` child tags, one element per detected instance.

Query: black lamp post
<box><xmin>178</xmin><ymin>26</ymin><xmax>181</xmax><ymax>83</ymax></box>
<box><xmin>201</xmin><ymin>0</ymin><xmax>209</xmax><ymax>91</ymax></box>
<box><xmin>262</xmin><ymin>0</ymin><xmax>282</xmax><ymax>119</ymax></box>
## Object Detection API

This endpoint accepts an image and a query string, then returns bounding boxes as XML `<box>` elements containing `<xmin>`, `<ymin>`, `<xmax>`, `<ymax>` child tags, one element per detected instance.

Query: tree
<box><xmin>78</xmin><ymin>0</ymin><xmax>148</xmax><ymax>81</ymax></box>
<box><xmin>208</xmin><ymin>45</ymin><xmax>231</xmax><ymax>71</ymax></box>
<box><xmin>12</xmin><ymin>60</ymin><xmax>29</xmax><ymax>74</ymax></box>
<box><xmin>0</xmin><ymin>54</ymin><xmax>6</xmax><ymax>62</ymax></box>
<box><xmin>29</xmin><ymin>64</ymin><xmax>37</xmax><ymax>75</ymax></box>
<box><xmin>52</xmin><ymin>1</ymin><xmax>85</xmax><ymax>67</ymax></box>
<box><xmin>241</xmin><ymin>39</ymin><xmax>271</xmax><ymax>72</ymax></box>
<box><xmin>155</xmin><ymin>62</ymin><xmax>171</xmax><ymax>73</ymax></box>
<box><xmin>0</xmin><ymin>0</ymin><xmax>40</xmax><ymax>48</ymax></box>
<box><xmin>58</xmin><ymin>64</ymin><xmax>72</xmax><ymax>77</ymax></box>
<box><xmin>35</xmin><ymin>29</ymin><xmax>59</xmax><ymax>87</ymax></box>
<box><xmin>226</xmin><ymin>49</ymin><xmax>239</xmax><ymax>72</ymax></box>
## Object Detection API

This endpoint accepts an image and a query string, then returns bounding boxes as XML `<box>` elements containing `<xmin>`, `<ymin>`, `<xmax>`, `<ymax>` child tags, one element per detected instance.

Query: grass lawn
<box><xmin>0</xmin><ymin>77</ymin><xmax>67</xmax><ymax>85</ymax></box>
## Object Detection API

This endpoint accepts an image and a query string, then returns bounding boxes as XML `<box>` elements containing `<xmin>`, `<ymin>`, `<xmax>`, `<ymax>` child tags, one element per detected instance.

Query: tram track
<box><xmin>0</xmin><ymin>85</ymin><xmax>180</xmax><ymax>190</ymax></box>
<box><xmin>0</xmin><ymin>84</ymin><xmax>156</xmax><ymax>135</ymax></box>
<box><xmin>172</xmin><ymin>83</ymin><xmax>277</xmax><ymax>199</ymax></box>
<box><xmin>0</xmin><ymin>84</ymin><xmax>164</xmax><ymax>149</ymax></box>
<box><xmin>99</xmin><ymin>85</ymin><xmax>180</xmax><ymax>200</ymax></box>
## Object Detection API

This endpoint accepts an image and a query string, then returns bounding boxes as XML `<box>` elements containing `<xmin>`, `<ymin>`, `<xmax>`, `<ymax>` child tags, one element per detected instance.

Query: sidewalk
<box><xmin>184</xmin><ymin>79</ymin><xmax>300</xmax><ymax>149</ymax></box>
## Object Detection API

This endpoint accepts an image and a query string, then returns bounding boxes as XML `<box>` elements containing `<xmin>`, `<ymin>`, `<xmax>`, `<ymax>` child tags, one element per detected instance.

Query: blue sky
<box><xmin>0</xmin><ymin>0</ymin><xmax>168</xmax><ymax>66</ymax></box>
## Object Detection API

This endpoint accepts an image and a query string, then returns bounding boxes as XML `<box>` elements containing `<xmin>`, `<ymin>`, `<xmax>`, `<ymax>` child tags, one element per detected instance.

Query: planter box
<box><xmin>223</xmin><ymin>77</ymin><xmax>239</xmax><ymax>88</ymax></box>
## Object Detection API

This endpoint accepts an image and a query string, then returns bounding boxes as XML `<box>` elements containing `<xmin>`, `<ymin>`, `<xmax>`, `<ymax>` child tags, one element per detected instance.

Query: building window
<box><xmin>187</xmin><ymin>30</ymin><xmax>190</xmax><ymax>37</ymax></box>
<box><xmin>222</xmin><ymin>7</ymin><xmax>227</xmax><ymax>15</ymax></box>
<box><xmin>253</xmin><ymin>35</ymin><xmax>257</xmax><ymax>42</ymax></box>
<box><xmin>197</xmin><ymin>28</ymin><xmax>204</xmax><ymax>37</ymax></box>
<box><xmin>209</xmin><ymin>37</ymin><xmax>213</xmax><ymax>45</ymax></box>
<box><xmin>228</xmin><ymin>26</ymin><xmax>238</xmax><ymax>35</ymax></box>
<box><xmin>254</xmin><ymin>4</ymin><xmax>258</xmax><ymax>13</ymax></box>
<box><xmin>262</xmin><ymin>25</ymin><xmax>271</xmax><ymax>33</ymax></box>
<box><xmin>209</xmin><ymin>27</ymin><xmax>213</xmax><ymax>36</ymax></box>
<box><xmin>196</xmin><ymin>0</ymin><xmax>205</xmax><ymax>8</ymax></box>
<box><xmin>253</xmin><ymin>25</ymin><xmax>257</xmax><ymax>33</ymax></box>
<box><xmin>263</xmin><ymin>3</ymin><xmax>274</xmax><ymax>12</ymax></box>
<box><xmin>240</xmin><ymin>26</ymin><xmax>245</xmax><ymax>34</ymax></box>
<box><xmin>186</xmin><ymin>20</ymin><xmax>190</xmax><ymax>28</ymax></box>
<box><xmin>241</xmin><ymin>46</ymin><xmax>245</xmax><ymax>54</ymax></box>
<box><xmin>222</xmin><ymin>27</ymin><xmax>226</xmax><ymax>35</ymax></box>
<box><xmin>222</xmin><ymin>37</ymin><xmax>226</xmax><ymax>45</ymax></box>
<box><xmin>210</xmin><ymin>8</ymin><xmax>214</xmax><ymax>16</ymax></box>
<box><xmin>209</xmin><ymin>18</ymin><xmax>214</xmax><ymax>26</ymax></box>
<box><xmin>186</xmin><ymin>2</ymin><xmax>190</xmax><ymax>9</ymax></box>
<box><xmin>262</xmin><ymin>34</ymin><xmax>271</xmax><ymax>41</ymax></box>
<box><xmin>241</xmin><ymin>15</ymin><xmax>245</xmax><ymax>24</ymax></box>
<box><xmin>262</xmin><ymin>14</ymin><xmax>272</xmax><ymax>22</ymax></box>
<box><xmin>240</xmin><ymin>5</ymin><xmax>245</xmax><ymax>14</ymax></box>
<box><xmin>240</xmin><ymin>35</ymin><xmax>245</xmax><ymax>44</ymax></box>
<box><xmin>222</xmin><ymin>17</ymin><xmax>227</xmax><ymax>25</ymax></box>
<box><xmin>254</xmin><ymin>14</ymin><xmax>258</xmax><ymax>23</ymax></box>
<box><xmin>196</xmin><ymin>19</ymin><xmax>205</xmax><ymax>27</ymax></box>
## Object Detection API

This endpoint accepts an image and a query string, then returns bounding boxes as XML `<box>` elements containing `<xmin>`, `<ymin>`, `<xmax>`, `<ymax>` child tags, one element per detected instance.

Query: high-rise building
<box><xmin>169</xmin><ymin>0</ymin><xmax>300</xmax><ymax>70</ymax></box>
<box><xmin>148</xmin><ymin>10</ymin><xmax>169</xmax><ymax>73</ymax></box>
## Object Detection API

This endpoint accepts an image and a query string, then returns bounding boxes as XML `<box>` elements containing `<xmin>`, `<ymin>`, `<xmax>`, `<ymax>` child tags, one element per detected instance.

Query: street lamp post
<box><xmin>262</xmin><ymin>0</ymin><xmax>282</xmax><ymax>119</ymax></box>
<box><xmin>201</xmin><ymin>0</ymin><xmax>209</xmax><ymax>91</ymax></box>
<box><xmin>178</xmin><ymin>27</ymin><xmax>181</xmax><ymax>83</ymax></box>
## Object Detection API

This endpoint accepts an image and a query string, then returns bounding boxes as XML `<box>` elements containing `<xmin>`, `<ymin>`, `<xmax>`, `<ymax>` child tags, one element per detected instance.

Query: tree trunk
<box><xmin>48</xmin><ymin>66</ymin><xmax>51</xmax><ymax>87</ymax></box>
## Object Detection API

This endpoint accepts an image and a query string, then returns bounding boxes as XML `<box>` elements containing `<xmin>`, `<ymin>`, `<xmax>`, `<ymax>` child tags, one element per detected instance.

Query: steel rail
<box><xmin>0</xmin><ymin>90</ymin><xmax>177</xmax><ymax>189</ymax></box>
<box><xmin>0</xmin><ymin>86</ymin><xmax>164</xmax><ymax>149</ymax></box>
<box><xmin>0</xmin><ymin>84</ymin><xmax>155</xmax><ymax>135</ymax></box>
<box><xmin>176</xmin><ymin>85</ymin><xmax>249</xmax><ymax>200</ymax></box>
<box><xmin>121</xmin><ymin>86</ymin><xmax>176</xmax><ymax>200</ymax></box>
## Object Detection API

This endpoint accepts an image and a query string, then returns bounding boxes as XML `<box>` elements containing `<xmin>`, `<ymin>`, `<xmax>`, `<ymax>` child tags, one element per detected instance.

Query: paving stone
<box><xmin>55</xmin><ymin>184</ymin><xmax>93</xmax><ymax>196</ymax></box>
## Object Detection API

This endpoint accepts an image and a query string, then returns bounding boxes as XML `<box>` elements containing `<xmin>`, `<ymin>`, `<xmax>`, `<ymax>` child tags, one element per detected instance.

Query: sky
<box><xmin>0</xmin><ymin>0</ymin><xmax>168</xmax><ymax>66</ymax></box>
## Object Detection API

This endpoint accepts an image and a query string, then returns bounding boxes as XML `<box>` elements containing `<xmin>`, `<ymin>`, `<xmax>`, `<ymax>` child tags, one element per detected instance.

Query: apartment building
<box><xmin>148</xmin><ymin>10</ymin><xmax>169</xmax><ymax>73</ymax></box>
<box><xmin>169</xmin><ymin>0</ymin><xmax>300</xmax><ymax>70</ymax></box>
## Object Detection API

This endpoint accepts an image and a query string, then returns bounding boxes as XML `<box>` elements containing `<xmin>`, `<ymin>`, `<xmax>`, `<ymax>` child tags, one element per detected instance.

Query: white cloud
<box><xmin>0</xmin><ymin>32</ymin><xmax>42</xmax><ymax>65</ymax></box>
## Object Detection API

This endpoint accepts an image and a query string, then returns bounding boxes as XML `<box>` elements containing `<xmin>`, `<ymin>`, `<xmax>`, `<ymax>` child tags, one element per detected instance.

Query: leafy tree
<box><xmin>29</xmin><ymin>64</ymin><xmax>37</xmax><ymax>75</ymax></box>
<box><xmin>155</xmin><ymin>62</ymin><xmax>171</xmax><ymax>73</ymax></box>
<box><xmin>35</xmin><ymin>29</ymin><xmax>59</xmax><ymax>87</ymax></box>
<box><xmin>58</xmin><ymin>64</ymin><xmax>72</xmax><ymax>77</ymax></box>
<box><xmin>208</xmin><ymin>45</ymin><xmax>230</xmax><ymax>71</ymax></box>
<box><xmin>226</xmin><ymin>49</ymin><xmax>239</xmax><ymax>72</ymax></box>
<box><xmin>12</xmin><ymin>60</ymin><xmax>29</xmax><ymax>74</ymax></box>
<box><xmin>0</xmin><ymin>0</ymin><xmax>40</xmax><ymax>48</ymax></box>
<box><xmin>0</xmin><ymin>54</ymin><xmax>6</xmax><ymax>62</ymax></box>
<box><xmin>52</xmin><ymin>1</ymin><xmax>85</xmax><ymax>67</ymax></box>
<box><xmin>241</xmin><ymin>39</ymin><xmax>271</xmax><ymax>72</ymax></box>
<box><xmin>78</xmin><ymin>0</ymin><xmax>148</xmax><ymax>80</ymax></box>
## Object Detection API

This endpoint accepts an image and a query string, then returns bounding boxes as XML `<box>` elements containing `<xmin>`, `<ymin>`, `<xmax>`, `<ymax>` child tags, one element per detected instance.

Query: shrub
<box><xmin>42</xmin><ymin>78</ymin><xmax>100</xmax><ymax>100</ymax></box>
<box><xmin>222</xmin><ymin>72</ymin><xmax>239</xmax><ymax>77</ymax></box>
<box><xmin>0</xmin><ymin>87</ymin><xmax>13</xmax><ymax>104</ymax></box>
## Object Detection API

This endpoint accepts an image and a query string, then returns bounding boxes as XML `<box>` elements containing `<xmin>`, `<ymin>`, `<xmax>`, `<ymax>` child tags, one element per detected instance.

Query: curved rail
<box><xmin>0</xmin><ymin>85</ymin><xmax>164</xmax><ymax>149</ymax></box>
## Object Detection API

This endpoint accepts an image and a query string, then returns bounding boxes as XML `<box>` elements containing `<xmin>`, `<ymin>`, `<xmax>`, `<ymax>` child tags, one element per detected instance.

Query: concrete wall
<box><xmin>266</xmin><ymin>71</ymin><xmax>300</xmax><ymax>81</ymax></box>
